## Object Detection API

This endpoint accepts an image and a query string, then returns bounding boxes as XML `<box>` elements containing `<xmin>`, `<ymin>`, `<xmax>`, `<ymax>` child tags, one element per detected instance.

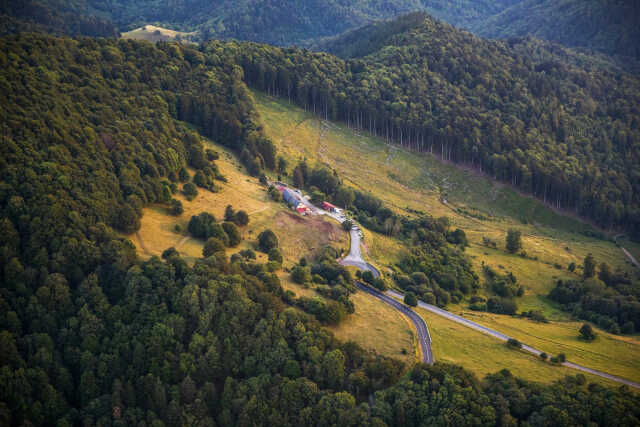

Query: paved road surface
<box><xmin>276</xmin><ymin>181</ymin><xmax>640</xmax><ymax>388</ymax></box>
<box><xmin>621</xmin><ymin>247</ymin><xmax>640</xmax><ymax>269</ymax></box>
<box><xmin>386</xmin><ymin>290</ymin><xmax>640</xmax><ymax>389</ymax></box>
<box><xmin>358</xmin><ymin>283</ymin><xmax>434</xmax><ymax>364</ymax></box>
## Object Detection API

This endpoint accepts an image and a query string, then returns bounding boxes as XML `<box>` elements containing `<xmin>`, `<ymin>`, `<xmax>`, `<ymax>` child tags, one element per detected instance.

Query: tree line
<box><xmin>212</xmin><ymin>13</ymin><xmax>640</xmax><ymax>238</ymax></box>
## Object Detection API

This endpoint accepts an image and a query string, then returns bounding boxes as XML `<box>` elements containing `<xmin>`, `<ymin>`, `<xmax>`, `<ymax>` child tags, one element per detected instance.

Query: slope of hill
<box><xmin>0</xmin><ymin>0</ymin><xmax>117</xmax><ymax>37</ymax></box>
<box><xmin>254</xmin><ymin>90</ymin><xmax>640</xmax><ymax>385</ymax></box>
<box><xmin>472</xmin><ymin>0</ymin><xmax>640</xmax><ymax>60</ymax></box>
<box><xmin>2</xmin><ymin>31</ymin><xmax>640</xmax><ymax>425</ymax></box>
<box><xmin>222</xmin><ymin>15</ymin><xmax>640</xmax><ymax>237</ymax></box>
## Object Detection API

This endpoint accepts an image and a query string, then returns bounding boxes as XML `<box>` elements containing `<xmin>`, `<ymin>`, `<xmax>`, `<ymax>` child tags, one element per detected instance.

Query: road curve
<box><xmin>358</xmin><ymin>283</ymin><xmax>434</xmax><ymax>364</ymax></box>
<box><xmin>341</xmin><ymin>228</ymin><xmax>380</xmax><ymax>277</ymax></box>
<box><xmin>275</xmin><ymin>181</ymin><xmax>640</xmax><ymax>388</ymax></box>
<box><xmin>386</xmin><ymin>290</ymin><xmax>640</xmax><ymax>389</ymax></box>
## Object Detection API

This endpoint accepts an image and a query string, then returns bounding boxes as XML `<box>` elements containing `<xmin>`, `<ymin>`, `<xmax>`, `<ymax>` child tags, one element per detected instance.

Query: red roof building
<box><xmin>321</xmin><ymin>201</ymin><xmax>337</xmax><ymax>211</ymax></box>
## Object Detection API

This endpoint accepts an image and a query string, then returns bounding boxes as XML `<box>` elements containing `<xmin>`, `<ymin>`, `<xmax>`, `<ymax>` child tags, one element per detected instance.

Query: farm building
<box><xmin>296</xmin><ymin>204</ymin><xmax>310</xmax><ymax>215</ymax></box>
<box><xmin>321</xmin><ymin>201</ymin><xmax>337</xmax><ymax>212</ymax></box>
<box><xmin>281</xmin><ymin>189</ymin><xmax>299</xmax><ymax>207</ymax></box>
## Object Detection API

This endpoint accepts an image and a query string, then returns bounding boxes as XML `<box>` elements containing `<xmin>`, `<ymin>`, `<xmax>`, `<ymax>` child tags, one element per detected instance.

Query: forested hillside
<box><xmin>224</xmin><ymin>14</ymin><xmax>640</xmax><ymax>237</ymax></box>
<box><xmin>472</xmin><ymin>0</ymin><xmax>640</xmax><ymax>60</ymax></box>
<box><xmin>0</xmin><ymin>0</ymin><xmax>117</xmax><ymax>37</ymax></box>
<box><xmin>2</xmin><ymin>32</ymin><xmax>640</xmax><ymax>426</ymax></box>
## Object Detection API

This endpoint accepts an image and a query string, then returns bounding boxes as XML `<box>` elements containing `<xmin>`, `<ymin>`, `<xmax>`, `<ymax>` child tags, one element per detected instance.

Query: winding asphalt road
<box><xmin>358</xmin><ymin>283</ymin><xmax>434</xmax><ymax>364</ymax></box>
<box><xmin>281</xmin><ymin>184</ymin><xmax>436</xmax><ymax>365</ymax></box>
<box><xmin>386</xmin><ymin>289</ymin><xmax>640</xmax><ymax>389</ymax></box>
<box><xmin>280</xmin><ymin>184</ymin><xmax>640</xmax><ymax>387</ymax></box>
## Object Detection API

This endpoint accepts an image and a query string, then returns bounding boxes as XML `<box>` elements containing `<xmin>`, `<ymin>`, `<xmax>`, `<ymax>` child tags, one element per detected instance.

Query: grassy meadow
<box><xmin>121</xmin><ymin>25</ymin><xmax>196</xmax><ymax>43</ymax></box>
<box><xmin>253</xmin><ymin>90</ymin><xmax>640</xmax><ymax>385</ymax></box>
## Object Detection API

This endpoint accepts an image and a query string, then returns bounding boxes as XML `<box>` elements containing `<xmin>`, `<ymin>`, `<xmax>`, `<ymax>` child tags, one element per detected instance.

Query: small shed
<box><xmin>321</xmin><ymin>201</ymin><xmax>337</xmax><ymax>212</ymax></box>
<box><xmin>296</xmin><ymin>204</ymin><xmax>310</xmax><ymax>215</ymax></box>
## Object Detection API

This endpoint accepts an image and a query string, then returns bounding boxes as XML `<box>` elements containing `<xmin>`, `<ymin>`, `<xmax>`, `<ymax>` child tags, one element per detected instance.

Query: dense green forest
<box><xmin>220</xmin><ymin>14</ymin><xmax>640</xmax><ymax>237</ymax></box>
<box><xmin>3</xmin><ymin>0</ymin><xmax>638</xmax><ymax>64</ymax></box>
<box><xmin>0</xmin><ymin>0</ymin><xmax>117</xmax><ymax>37</ymax></box>
<box><xmin>1</xmin><ymin>32</ymin><xmax>640</xmax><ymax>426</ymax></box>
<box><xmin>472</xmin><ymin>0</ymin><xmax>640</xmax><ymax>60</ymax></box>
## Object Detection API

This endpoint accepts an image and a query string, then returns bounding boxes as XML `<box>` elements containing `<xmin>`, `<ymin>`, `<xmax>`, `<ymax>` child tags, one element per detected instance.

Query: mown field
<box><xmin>253</xmin><ymin>90</ymin><xmax>640</xmax><ymax>385</ymax></box>
<box><xmin>121</xmin><ymin>25</ymin><xmax>196</xmax><ymax>43</ymax></box>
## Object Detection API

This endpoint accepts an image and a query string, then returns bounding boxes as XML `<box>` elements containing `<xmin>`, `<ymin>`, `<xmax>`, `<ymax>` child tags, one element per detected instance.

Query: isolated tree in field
<box><xmin>170</xmin><ymin>199</ymin><xmax>183</xmax><ymax>215</ymax></box>
<box><xmin>193</xmin><ymin>170</ymin><xmax>207</xmax><ymax>188</ymax></box>
<box><xmin>233</xmin><ymin>210</ymin><xmax>249</xmax><ymax>226</ymax></box>
<box><xmin>506</xmin><ymin>338</ymin><xmax>522</xmax><ymax>349</ymax></box>
<box><xmin>579</xmin><ymin>323</ymin><xmax>596</xmax><ymax>341</ymax></box>
<box><xmin>258</xmin><ymin>229</ymin><xmax>278</xmax><ymax>252</ymax></box>
<box><xmin>225</xmin><ymin>205</ymin><xmax>235</xmax><ymax>221</ymax></box>
<box><xmin>583</xmin><ymin>253</ymin><xmax>596</xmax><ymax>278</ymax></box>
<box><xmin>203</xmin><ymin>237</ymin><xmax>225</xmax><ymax>257</ymax></box>
<box><xmin>222</xmin><ymin>222</ymin><xmax>241</xmax><ymax>246</ymax></box>
<box><xmin>188</xmin><ymin>212</ymin><xmax>217</xmax><ymax>239</ymax></box>
<box><xmin>404</xmin><ymin>292</ymin><xmax>418</xmax><ymax>307</ymax></box>
<box><xmin>568</xmin><ymin>261</ymin><xmax>576</xmax><ymax>272</ymax></box>
<box><xmin>598</xmin><ymin>262</ymin><xmax>612</xmax><ymax>285</ymax></box>
<box><xmin>506</xmin><ymin>229</ymin><xmax>522</xmax><ymax>254</ymax></box>
<box><xmin>268</xmin><ymin>248</ymin><xmax>283</xmax><ymax>264</ymax></box>
<box><xmin>183</xmin><ymin>182</ymin><xmax>198</xmax><ymax>201</ymax></box>
<box><xmin>342</xmin><ymin>220</ymin><xmax>353</xmax><ymax>231</ymax></box>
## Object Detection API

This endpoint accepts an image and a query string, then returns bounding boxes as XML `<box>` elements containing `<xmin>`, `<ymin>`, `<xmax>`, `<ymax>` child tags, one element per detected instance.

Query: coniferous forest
<box><xmin>1</xmin><ymin>4</ymin><xmax>640</xmax><ymax>427</ymax></box>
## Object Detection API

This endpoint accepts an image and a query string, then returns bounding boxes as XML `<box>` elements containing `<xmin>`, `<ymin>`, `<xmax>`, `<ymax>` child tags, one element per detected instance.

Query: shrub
<box><xmin>225</xmin><ymin>205</ymin><xmax>235</xmax><ymax>221</ymax></box>
<box><xmin>487</xmin><ymin>296</ymin><xmax>518</xmax><ymax>315</ymax></box>
<box><xmin>233</xmin><ymin>210</ymin><xmax>250</xmax><ymax>226</ymax></box>
<box><xmin>404</xmin><ymin>292</ymin><xmax>418</xmax><ymax>307</ymax></box>
<box><xmin>342</xmin><ymin>220</ymin><xmax>353</xmax><ymax>231</ymax></box>
<box><xmin>169</xmin><ymin>198</ymin><xmax>183</xmax><ymax>215</ymax></box>
<box><xmin>162</xmin><ymin>247</ymin><xmax>178</xmax><ymax>259</ymax></box>
<box><xmin>221</xmin><ymin>222</ymin><xmax>241</xmax><ymax>247</ymax></box>
<box><xmin>506</xmin><ymin>229</ymin><xmax>522</xmax><ymax>254</ymax></box>
<box><xmin>540</xmin><ymin>352</ymin><xmax>548</xmax><ymax>361</ymax></box>
<box><xmin>372</xmin><ymin>278</ymin><xmax>387</xmax><ymax>291</ymax></box>
<box><xmin>178</xmin><ymin>167</ymin><xmax>189</xmax><ymax>182</ymax></box>
<box><xmin>239</xmin><ymin>249</ymin><xmax>256</xmax><ymax>260</ymax></box>
<box><xmin>187</xmin><ymin>212</ymin><xmax>217</xmax><ymax>239</ymax></box>
<box><xmin>258</xmin><ymin>229</ymin><xmax>278</xmax><ymax>252</ymax></box>
<box><xmin>203</xmin><ymin>237</ymin><xmax>225</xmax><ymax>257</ymax></box>
<box><xmin>579</xmin><ymin>323</ymin><xmax>596</xmax><ymax>341</ymax></box>
<box><xmin>506</xmin><ymin>338</ymin><xmax>522</xmax><ymax>349</ymax></box>
<box><xmin>291</xmin><ymin>265</ymin><xmax>311</xmax><ymax>284</ymax></box>
<box><xmin>268</xmin><ymin>248</ymin><xmax>283</xmax><ymax>264</ymax></box>
<box><xmin>183</xmin><ymin>182</ymin><xmax>198</xmax><ymax>200</ymax></box>
<box><xmin>361</xmin><ymin>270</ymin><xmax>374</xmax><ymax>284</ymax></box>
<box><xmin>193</xmin><ymin>170</ymin><xmax>207</xmax><ymax>188</ymax></box>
